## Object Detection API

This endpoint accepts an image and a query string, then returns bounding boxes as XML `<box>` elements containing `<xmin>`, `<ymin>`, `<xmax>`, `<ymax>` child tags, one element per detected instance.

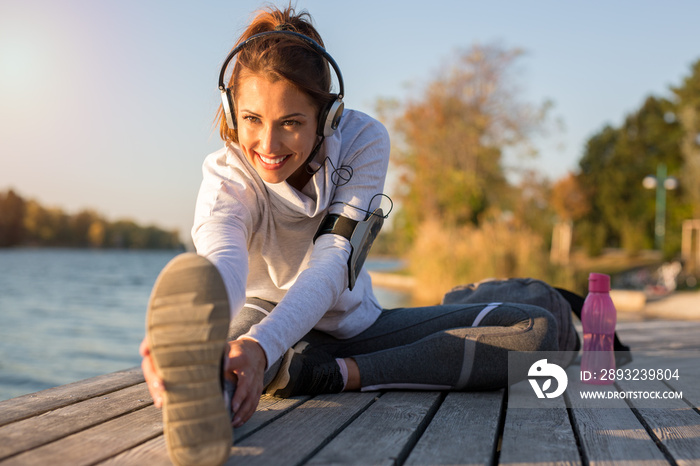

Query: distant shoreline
<box><xmin>0</xmin><ymin>245</ymin><xmax>185</xmax><ymax>251</ymax></box>
<box><xmin>369</xmin><ymin>271</ymin><xmax>416</xmax><ymax>290</ymax></box>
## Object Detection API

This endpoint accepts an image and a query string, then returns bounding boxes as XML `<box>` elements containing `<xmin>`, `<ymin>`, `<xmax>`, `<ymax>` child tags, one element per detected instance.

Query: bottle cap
<box><xmin>588</xmin><ymin>273</ymin><xmax>610</xmax><ymax>292</ymax></box>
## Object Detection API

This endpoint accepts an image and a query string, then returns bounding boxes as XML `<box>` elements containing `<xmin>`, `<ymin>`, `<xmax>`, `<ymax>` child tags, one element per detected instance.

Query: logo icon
<box><xmin>528</xmin><ymin>359</ymin><xmax>568</xmax><ymax>399</ymax></box>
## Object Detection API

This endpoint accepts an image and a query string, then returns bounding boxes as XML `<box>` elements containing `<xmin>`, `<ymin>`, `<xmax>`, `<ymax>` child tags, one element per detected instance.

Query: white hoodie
<box><xmin>192</xmin><ymin>109</ymin><xmax>390</xmax><ymax>368</ymax></box>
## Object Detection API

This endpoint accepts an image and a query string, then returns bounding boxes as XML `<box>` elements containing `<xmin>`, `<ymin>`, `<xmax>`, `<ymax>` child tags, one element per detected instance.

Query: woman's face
<box><xmin>236</xmin><ymin>74</ymin><xmax>319</xmax><ymax>184</ymax></box>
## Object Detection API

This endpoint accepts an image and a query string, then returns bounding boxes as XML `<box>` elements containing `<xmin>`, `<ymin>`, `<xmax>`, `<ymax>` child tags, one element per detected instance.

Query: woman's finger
<box><xmin>226</xmin><ymin>338</ymin><xmax>266</xmax><ymax>426</ymax></box>
<box><xmin>233</xmin><ymin>381</ymin><xmax>262</xmax><ymax>427</ymax></box>
<box><xmin>230</xmin><ymin>376</ymin><xmax>260</xmax><ymax>427</ymax></box>
<box><xmin>230</xmin><ymin>373</ymin><xmax>247</xmax><ymax>415</ymax></box>
<box><xmin>139</xmin><ymin>337</ymin><xmax>150</xmax><ymax>357</ymax></box>
<box><xmin>228</xmin><ymin>365</ymin><xmax>262</xmax><ymax>426</ymax></box>
<box><xmin>140</xmin><ymin>350</ymin><xmax>164</xmax><ymax>408</ymax></box>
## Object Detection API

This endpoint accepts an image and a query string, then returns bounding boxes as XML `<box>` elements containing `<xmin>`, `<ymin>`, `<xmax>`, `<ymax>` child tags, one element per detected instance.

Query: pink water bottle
<box><xmin>581</xmin><ymin>273</ymin><xmax>616</xmax><ymax>385</ymax></box>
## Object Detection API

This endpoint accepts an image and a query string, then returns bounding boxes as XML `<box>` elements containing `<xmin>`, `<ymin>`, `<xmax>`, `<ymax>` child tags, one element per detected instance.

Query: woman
<box><xmin>140</xmin><ymin>6</ymin><xmax>566</xmax><ymax>466</ymax></box>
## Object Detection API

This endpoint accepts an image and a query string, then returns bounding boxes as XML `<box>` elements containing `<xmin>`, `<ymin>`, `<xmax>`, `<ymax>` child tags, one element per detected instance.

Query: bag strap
<box><xmin>554</xmin><ymin>287</ymin><xmax>633</xmax><ymax>366</ymax></box>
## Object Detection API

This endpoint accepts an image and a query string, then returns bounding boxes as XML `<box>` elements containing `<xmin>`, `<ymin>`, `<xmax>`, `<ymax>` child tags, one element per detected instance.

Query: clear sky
<box><xmin>1</xmin><ymin>0</ymin><xmax>699</xmax><ymax>242</ymax></box>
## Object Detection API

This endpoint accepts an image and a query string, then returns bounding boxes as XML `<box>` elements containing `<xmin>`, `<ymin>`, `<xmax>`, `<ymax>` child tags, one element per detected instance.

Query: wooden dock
<box><xmin>1</xmin><ymin>319</ymin><xmax>699</xmax><ymax>465</ymax></box>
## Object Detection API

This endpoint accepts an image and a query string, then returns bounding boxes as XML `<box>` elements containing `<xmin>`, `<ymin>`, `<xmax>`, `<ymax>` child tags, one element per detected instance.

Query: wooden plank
<box><xmin>629</xmin><ymin>351</ymin><xmax>700</xmax><ymax>409</ymax></box>
<box><xmin>0</xmin><ymin>405</ymin><xmax>162</xmax><ymax>466</ymax></box>
<box><xmin>404</xmin><ymin>390</ymin><xmax>504</xmax><ymax>466</ymax></box>
<box><xmin>97</xmin><ymin>436</ymin><xmax>170</xmax><ymax>466</ymax></box>
<box><xmin>0</xmin><ymin>366</ymin><xmax>144</xmax><ymax>427</ymax></box>
<box><xmin>615</xmin><ymin>321</ymin><xmax>700</xmax><ymax>351</ymax></box>
<box><xmin>666</xmin><ymin>370</ymin><xmax>700</xmax><ymax>409</ymax></box>
<box><xmin>97</xmin><ymin>394</ymin><xmax>309</xmax><ymax>465</ymax></box>
<box><xmin>234</xmin><ymin>394</ymin><xmax>310</xmax><ymax>440</ymax></box>
<box><xmin>0</xmin><ymin>383</ymin><xmax>152</xmax><ymax>460</ymax></box>
<box><xmin>307</xmin><ymin>391</ymin><xmax>442</xmax><ymax>466</ymax></box>
<box><xmin>225</xmin><ymin>392</ymin><xmax>377</xmax><ymax>466</ymax></box>
<box><xmin>616</xmin><ymin>377</ymin><xmax>700</xmax><ymax>465</ymax></box>
<box><xmin>565</xmin><ymin>366</ymin><xmax>669</xmax><ymax>465</ymax></box>
<box><xmin>500</xmin><ymin>380</ymin><xmax>580</xmax><ymax>466</ymax></box>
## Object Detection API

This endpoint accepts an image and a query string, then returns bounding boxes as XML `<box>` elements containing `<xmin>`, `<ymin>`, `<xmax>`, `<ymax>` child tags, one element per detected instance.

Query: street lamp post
<box><xmin>642</xmin><ymin>163</ymin><xmax>678</xmax><ymax>251</ymax></box>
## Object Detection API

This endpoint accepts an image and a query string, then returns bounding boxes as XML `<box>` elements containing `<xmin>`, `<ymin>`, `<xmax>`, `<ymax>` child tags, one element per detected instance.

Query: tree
<box><xmin>382</xmin><ymin>43</ymin><xmax>551</xmax><ymax>239</ymax></box>
<box><xmin>87</xmin><ymin>220</ymin><xmax>106</xmax><ymax>248</ymax></box>
<box><xmin>576</xmin><ymin>96</ymin><xmax>687</xmax><ymax>255</ymax></box>
<box><xmin>377</xmin><ymin>44</ymin><xmax>559</xmax><ymax>299</ymax></box>
<box><xmin>510</xmin><ymin>169</ymin><xmax>555</xmax><ymax>242</ymax></box>
<box><xmin>73</xmin><ymin>210</ymin><xmax>101</xmax><ymax>247</ymax></box>
<box><xmin>550</xmin><ymin>172</ymin><xmax>590</xmax><ymax>222</ymax></box>
<box><xmin>672</xmin><ymin>59</ymin><xmax>700</xmax><ymax>218</ymax></box>
<box><xmin>0</xmin><ymin>188</ymin><xmax>183</xmax><ymax>249</ymax></box>
<box><xmin>0</xmin><ymin>189</ymin><xmax>26</xmax><ymax>247</ymax></box>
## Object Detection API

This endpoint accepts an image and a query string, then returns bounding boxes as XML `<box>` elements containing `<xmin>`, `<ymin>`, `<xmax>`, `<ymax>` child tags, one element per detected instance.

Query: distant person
<box><xmin>139</xmin><ymin>6</ymin><xmax>571</xmax><ymax>465</ymax></box>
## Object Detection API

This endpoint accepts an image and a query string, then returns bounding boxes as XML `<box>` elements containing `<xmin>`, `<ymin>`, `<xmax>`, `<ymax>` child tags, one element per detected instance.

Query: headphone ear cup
<box><xmin>318</xmin><ymin>98</ymin><xmax>344</xmax><ymax>137</ymax></box>
<box><xmin>221</xmin><ymin>88</ymin><xmax>236</xmax><ymax>130</ymax></box>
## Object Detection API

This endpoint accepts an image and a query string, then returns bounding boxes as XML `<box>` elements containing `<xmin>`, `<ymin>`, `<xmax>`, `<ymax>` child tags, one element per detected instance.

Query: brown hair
<box><xmin>217</xmin><ymin>6</ymin><xmax>335</xmax><ymax>142</ymax></box>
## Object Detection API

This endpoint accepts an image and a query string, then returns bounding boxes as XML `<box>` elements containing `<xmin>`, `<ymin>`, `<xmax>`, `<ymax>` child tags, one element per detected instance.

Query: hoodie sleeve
<box><xmin>191</xmin><ymin>148</ymin><xmax>259</xmax><ymax>319</ymax></box>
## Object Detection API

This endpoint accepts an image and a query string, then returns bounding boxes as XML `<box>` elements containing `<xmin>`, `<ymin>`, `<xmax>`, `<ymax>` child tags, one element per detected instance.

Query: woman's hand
<box><xmin>139</xmin><ymin>337</ymin><xmax>164</xmax><ymax>408</ymax></box>
<box><xmin>141</xmin><ymin>335</ymin><xmax>266</xmax><ymax>427</ymax></box>
<box><xmin>226</xmin><ymin>337</ymin><xmax>267</xmax><ymax>427</ymax></box>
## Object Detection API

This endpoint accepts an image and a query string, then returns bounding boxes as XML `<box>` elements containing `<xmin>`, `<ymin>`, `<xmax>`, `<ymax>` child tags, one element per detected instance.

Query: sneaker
<box><xmin>146</xmin><ymin>253</ymin><xmax>232</xmax><ymax>466</ymax></box>
<box><xmin>265</xmin><ymin>346</ymin><xmax>345</xmax><ymax>398</ymax></box>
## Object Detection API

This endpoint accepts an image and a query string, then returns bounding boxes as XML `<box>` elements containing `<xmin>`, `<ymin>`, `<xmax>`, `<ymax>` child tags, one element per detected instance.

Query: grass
<box><xmin>406</xmin><ymin>219</ymin><xmax>557</xmax><ymax>304</ymax></box>
<box><xmin>385</xmin><ymin>222</ymin><xmax>683</xmax><ymax>304</ymax></box>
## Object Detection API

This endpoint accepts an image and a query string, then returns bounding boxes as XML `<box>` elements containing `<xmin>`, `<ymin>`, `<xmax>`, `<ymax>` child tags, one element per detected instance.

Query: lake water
<box><xmin>0</xmin><ymin>249</ymin><xmax>409</xmax><ymax>401</ymax></box>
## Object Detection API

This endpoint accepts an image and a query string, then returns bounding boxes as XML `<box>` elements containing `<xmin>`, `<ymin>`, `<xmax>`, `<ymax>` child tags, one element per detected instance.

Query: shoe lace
<box><xmin>301</xmin><ymin>354</ymin><xmax>341</xmax><ymax>394</ymax></box>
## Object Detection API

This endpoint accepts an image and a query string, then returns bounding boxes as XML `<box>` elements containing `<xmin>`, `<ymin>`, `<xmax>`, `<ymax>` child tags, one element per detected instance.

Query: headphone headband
<box><xmin>218</xmin><ymin>30</ymin><xmax>344</xmax><ymax>99</ymax></box>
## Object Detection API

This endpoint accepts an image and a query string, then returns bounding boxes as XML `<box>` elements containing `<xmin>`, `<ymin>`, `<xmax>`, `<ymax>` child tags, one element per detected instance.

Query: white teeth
<box><xmin>258</xmin><ymin>154</ymin><xmax>289</xmax><ymax>165</ymax></box>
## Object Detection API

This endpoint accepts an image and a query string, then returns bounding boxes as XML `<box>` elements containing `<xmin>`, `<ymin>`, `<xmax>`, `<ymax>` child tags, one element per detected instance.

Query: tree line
<box><xmin>376</xmin><ymin>44</ymin><xmax>700</xmax><ymax>301</ymax></box>
<box><xmin>0</xmin><ymin>189</ymin><xmax>183</xmax><ymax>249</ymax></box>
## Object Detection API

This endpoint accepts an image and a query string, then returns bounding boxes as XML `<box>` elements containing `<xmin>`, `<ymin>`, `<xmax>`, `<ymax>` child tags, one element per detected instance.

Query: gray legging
<box><xmin>229</xmin><ymin>298</ymin><xmax>559</xmax><ymax>391</ymax></box>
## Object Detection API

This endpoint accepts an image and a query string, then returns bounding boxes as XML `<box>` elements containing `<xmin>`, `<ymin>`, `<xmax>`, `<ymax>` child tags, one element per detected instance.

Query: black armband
<box><xmin>313</xmin><ymin>209</ymin><xmax>384</xmax><ymax>290</ymax></box>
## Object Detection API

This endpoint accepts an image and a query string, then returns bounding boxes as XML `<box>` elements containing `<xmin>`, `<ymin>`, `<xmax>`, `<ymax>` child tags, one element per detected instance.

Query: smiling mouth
<box><xmin>256</xmin><ymin>152</ymin><xmax>291</xmax><ymax>167</ymax></box>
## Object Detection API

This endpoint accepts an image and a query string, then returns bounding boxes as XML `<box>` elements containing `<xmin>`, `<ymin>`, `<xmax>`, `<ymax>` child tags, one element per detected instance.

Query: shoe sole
<box><xmin>146</xmin><ymin>253</ymin><xmax>232</xmax><ymax>466</ymax></box>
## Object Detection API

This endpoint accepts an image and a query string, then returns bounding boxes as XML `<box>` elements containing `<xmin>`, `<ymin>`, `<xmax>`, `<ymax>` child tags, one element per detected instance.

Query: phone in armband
<box><xmin>314</xmin><ymin>208</ymin><xmax>384</xmax><ymax>290</ymax></box>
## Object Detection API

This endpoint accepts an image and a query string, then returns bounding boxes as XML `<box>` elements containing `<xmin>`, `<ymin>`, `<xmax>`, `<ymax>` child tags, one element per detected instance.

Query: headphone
<box><xmin>218</xmin><ymin>30</ymin><xmax>345</xmax><ymax>138</ymax></box>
